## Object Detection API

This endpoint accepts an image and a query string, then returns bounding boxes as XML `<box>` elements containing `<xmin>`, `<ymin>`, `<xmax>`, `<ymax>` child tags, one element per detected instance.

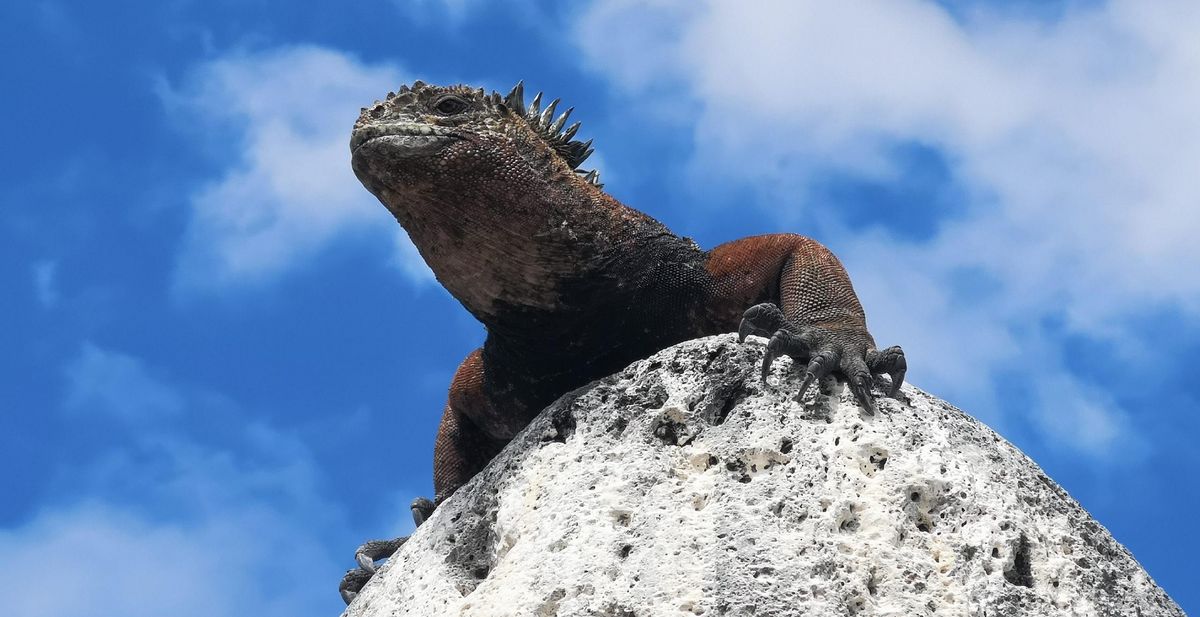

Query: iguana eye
<box><xmin>433</xmin><ymin>96</ymin><xmax>469</xmax><ymax>115</ymax></box>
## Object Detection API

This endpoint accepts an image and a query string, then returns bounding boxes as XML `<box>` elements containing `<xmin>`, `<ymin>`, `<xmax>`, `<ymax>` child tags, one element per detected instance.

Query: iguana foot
<box><xmin>739</xmin><ymin>303</ymin><xmax>907</xmax><ymax>415</ymax></box>
<box><xmin>339</xmin><ymin>536</ymin><xmax>407</xmax><ymax>604</ymax></box>
<box><xmin>339</xmin><ymin>496</ymin><xmax>436</xmax><ymax>605</ymax></box>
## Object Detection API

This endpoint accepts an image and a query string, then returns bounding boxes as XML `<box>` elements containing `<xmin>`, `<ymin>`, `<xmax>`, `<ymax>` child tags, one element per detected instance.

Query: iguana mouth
<box><xmin>350</xmin><ymin>123</ymin><xmax>460</xmax><ymax>154</ymax></box>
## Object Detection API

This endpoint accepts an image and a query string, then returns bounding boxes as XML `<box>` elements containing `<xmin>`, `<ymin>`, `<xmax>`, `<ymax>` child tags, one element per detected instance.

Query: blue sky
<box><xmin>2</xmin><ymin>1</ymin><xmax>1197</xmax><ymax>614</ymax></box>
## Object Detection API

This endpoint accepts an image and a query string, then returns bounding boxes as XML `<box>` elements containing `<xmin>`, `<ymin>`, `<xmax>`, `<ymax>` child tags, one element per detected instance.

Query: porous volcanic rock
<box><xmin>343</xmin><ymin>334</ymin><xmax>1183</xmax><ymax>617</ymax></box>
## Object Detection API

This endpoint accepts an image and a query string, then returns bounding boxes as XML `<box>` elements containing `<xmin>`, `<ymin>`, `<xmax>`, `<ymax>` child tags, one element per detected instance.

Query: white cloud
<box><xmin>0</xmin><ymin>347</ymin><xmax>344</xmax><ymax>617</ymax></box>
<box><xmin>0</xmin><ymin>501</ymin><xmax>334</xmax><ymax>617</ymax></box>
<box><xmin>573</xmin><ymin>0</ymin><xmax>1200</xmax><ymax>458</ymax></box>
<box><xmin>167</xmin><ymin>46</ymin><xmax>433</xmax><ymax>293</ymax></box>
<box><xmin>31</xmin><ymin>260</ymin><xmax>58</xmax><ymax>308</ymax></box>
<box><xmin>1029</xmin><ymin>373</ymin><xmax>1145</xmax><ymax>459</ymax></box>
<box><xmin>64</xmin><ymin>342</ymin><xmax>185</xmax><ymax>422</ymax></box>
<box><xmin>0</xmin><ymin>437</ymin><xmax>341</xmax><ymax>617</ymax></box>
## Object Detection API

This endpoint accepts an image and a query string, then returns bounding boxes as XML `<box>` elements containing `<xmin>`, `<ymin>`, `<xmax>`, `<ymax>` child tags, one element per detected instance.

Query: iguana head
<box><xmin>350</xmin><ymin>80</ymin><xmax>616</xmax><ymax>316</ymax></box>
<box><xmin>351</xmin><ymin>80</ymin><xmax>600</xmax><ymax>206</ymax></box>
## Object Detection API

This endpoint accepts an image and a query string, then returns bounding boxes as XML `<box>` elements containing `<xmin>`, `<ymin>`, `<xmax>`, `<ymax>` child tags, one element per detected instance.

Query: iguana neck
<box><xmin>398</xmin><ymin>173</ymin><xmax>700</xmax><ymax>324</ymax></box>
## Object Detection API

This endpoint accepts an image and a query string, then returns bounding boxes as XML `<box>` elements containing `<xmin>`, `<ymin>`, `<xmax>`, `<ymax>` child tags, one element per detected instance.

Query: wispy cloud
<box><xmin>31</xmin><ymin>260</ymin><xmax>58</xmax><ymax>308</ymax></box>
<box><xmin>64</xmin><ymin>342</ymin><xmax>185</xmax><ymax>423</ymax></box>
<box><xmin>573</xmin><ymin>0</ymin><xmax>1200</xmax><ymax>458</ymax></box>
<box><xmin>165</xmin><ymin>46</ymin><xmax>433</xmax><ymax>294</ymax></box>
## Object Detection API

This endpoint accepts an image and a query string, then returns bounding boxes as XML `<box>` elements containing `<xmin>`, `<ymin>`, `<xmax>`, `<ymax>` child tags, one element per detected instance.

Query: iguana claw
<box><xmin>797</xmin><ymin>349</ymin><xmax>840</xmax><ymax>400</ymax></box>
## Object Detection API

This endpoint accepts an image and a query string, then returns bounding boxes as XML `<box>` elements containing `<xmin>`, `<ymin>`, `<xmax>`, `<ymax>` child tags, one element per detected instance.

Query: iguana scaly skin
<box><xmin>338</xmin><ymin>81</ymin><xmax>906</xmax><ymax>603</ymax></box>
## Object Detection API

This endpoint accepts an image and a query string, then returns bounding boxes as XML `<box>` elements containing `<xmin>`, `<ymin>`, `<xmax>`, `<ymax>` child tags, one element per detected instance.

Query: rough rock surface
<box><xmin>344</xmin><ymin>335</ymin><xmax>1183</xmax><ymax>617</ymax></box>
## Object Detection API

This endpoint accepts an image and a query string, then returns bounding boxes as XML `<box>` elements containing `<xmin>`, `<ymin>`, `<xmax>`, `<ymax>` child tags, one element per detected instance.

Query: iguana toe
<box><xmin>868</xmin><ymin>345</ymin><xmax>907</xmax><ymax>397</ymax></box>
<box><xmin>762</xmin><ymin>328</ymin><xmax>812</xmax><ymax>383</ymax></box>
<box><xmin>340</xmin><ymin>567</ymin><xmax>373</xmax><ymax>605</ymax></box>
<box><xmin>797</xmin><ymin>348</ymin><xmax>840</xmax><ymax>399</ymax></box>
<box><xmin>355</xmin><ymin>537</ymin><xmax>407</xmax><ymax>572</ymax></box>
<box><xmin>739</xmin><ymin>303</ymin><xmax>786</xmax><ymax>342</ymax></box>
<box><xmin>841</xmin><ymin>355</ymin><xmax>877</xmax><ymax>415</ymax></box>
<box><xmin>411</xmin><ymin>496</ymin><xmax>435</xmax><ymax>526</ymax></box>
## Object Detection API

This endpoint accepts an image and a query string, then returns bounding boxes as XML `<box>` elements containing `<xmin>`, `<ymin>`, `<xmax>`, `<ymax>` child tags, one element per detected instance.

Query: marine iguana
<box><xmin>338</xmin><ymin>80</ymin><xmax>906</xmax><ymax>603</ymax></box>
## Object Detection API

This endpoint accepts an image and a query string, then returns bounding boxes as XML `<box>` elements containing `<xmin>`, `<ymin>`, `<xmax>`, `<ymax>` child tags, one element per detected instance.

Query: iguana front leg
<box><xmin>710</xmin><ymin>234</ymin><xmax>906</xmax><ymax>414</ymax></box>
<box><xmin>340</xmin><ymin>350</ymin><xmax>502</xmax><ymax>604</ymax></box>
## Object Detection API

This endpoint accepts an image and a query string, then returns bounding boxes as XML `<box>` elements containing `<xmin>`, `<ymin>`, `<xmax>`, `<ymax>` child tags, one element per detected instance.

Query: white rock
<box><xmin>343</xmin><ymin>335</ymin><xmax>1183</xmax><ymax>617</ymax></box>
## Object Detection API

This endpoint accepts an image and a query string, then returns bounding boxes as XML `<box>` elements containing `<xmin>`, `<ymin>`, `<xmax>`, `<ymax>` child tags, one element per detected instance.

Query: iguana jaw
<box><xmin>350</xmin><ymin>122</ymin><xmax>461</xmax><ymax>156</ymax></box>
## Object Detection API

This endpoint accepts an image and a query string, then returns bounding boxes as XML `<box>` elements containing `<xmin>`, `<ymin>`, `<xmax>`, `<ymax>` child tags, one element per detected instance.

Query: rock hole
<box><xmin>653</xmin><ymin>418</ymin><xmax>691</xmax><ymax>446</ymax></box>
<box><xmin>705</xmin><ymin>376</ymin><xmax>750</xmax><ymax>425</ymax></box>
<box><xmin>535</xmin><ymin>589</ymin><xmax>567</xmax><ymax>617</ymax></box>
<box><xmin>702</xmin><ymin>343</ymin><xmax>727</xmax><ymax>371</ymax></box>
<box><xmin>866</xmin><ymin>570</ymin><xmax>879</xmax><ymax>596</ymax></box>
<box><xmin>1003</xmin><ymin>534</ymin><xmax>1034</xmax><ymax>588</ymax></box>
<box><xmin>780</xmin><ymin>438</ymin><xmax>793</xmax><ymax>454</ymax></box>
<box><xmin>839</xmin><ymin>515</ymin><xmax>860</xmax><ymax>533</ymax></box>
<box><xmin>444</xmin><ymin>501</ymin><xmax>499</xmax><ymax>596</ymax></box>
<box><xmin>648</xmin><ymin>383</ymin><xmax>670</xmax><ymax>407</ymax></box>
<box><xmin>542</xmin><ymin>408</ymin><xmax>577</xmax><ymax>443</ymax></box>
<box><xmin>619</xmin><ymin>544</ymin><xmax>632</xmax><ymax>559</ymax></box>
